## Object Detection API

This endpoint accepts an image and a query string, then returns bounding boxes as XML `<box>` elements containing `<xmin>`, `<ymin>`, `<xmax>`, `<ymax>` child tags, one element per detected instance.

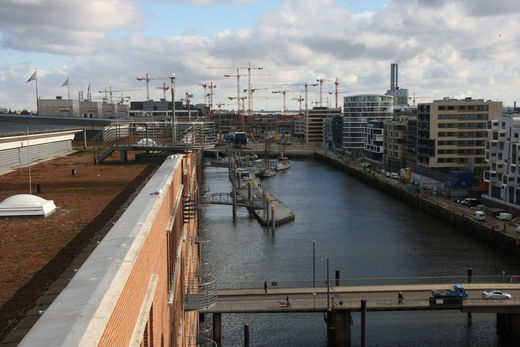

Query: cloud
<box><xmin>3</xmin><ymin>0</ymin><xmax>520</xmax><ymax>111</ymax></box>
<box><xmin>0</xmin><ymin>0</ymin><xmax>144</xmax><ymax>54</ymax></box>
<box><xmin>163</xmin><ymin>0</ymin><xmax>257</xmax><ymax>4</ymax></box>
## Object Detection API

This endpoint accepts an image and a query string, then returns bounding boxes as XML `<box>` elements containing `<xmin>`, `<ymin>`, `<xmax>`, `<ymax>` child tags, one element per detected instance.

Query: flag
<box><xmin>26</xmin><ymin>71</ymin><xmax>37</xmax><ymax>83</ymax></box>
<box><xmin>61</xmin><ymin>77</ymin><xmax>69</xmax><ymax>87</ymax></box>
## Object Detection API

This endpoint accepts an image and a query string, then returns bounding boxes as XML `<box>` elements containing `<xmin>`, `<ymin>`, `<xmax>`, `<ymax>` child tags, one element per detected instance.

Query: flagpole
<box><xmin>35</xmin><ymin>69</ymin><xmax>39</xmax><ymax>114</ymax></box>
<box><xmin>67</xmin><ymin>79</ymin><xmax>70</xmax><ymax>100</ymax></box>
<box><xmin>27</xmin><ymin>127</ymin><xmax>32</xmax><ymax>194</ymax></box>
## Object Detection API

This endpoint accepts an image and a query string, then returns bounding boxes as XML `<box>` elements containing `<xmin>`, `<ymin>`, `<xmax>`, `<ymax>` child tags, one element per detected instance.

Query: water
<box><xmin>202</xmin><ymin>160</ymin><xmax>520</xmax><ymax>346</ymax></box>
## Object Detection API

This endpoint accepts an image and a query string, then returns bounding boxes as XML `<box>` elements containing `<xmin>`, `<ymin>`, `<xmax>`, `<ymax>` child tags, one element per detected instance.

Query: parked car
<box><xmin>473</xmin><ymin>211</ymin><xmax>486</xmax><ymax>221</ymax></box>
<box><xmin>482</xmin><ymin>290</ymin><xmax>512</xmax><ymax>300</ymax></box>
<box><xmin>390</xmin><ymin>172</ymin><xmax>399</xmax><ymax>179</ymax></box>
<box><xmin>496</xmin><ymin>212</ymin><xmax>513</xmax><ymax>221</ymax></box>
<box><xmin>461</xmin><ymin>198</ymin><xmax>481</xmax><ymax>207</ymax></box>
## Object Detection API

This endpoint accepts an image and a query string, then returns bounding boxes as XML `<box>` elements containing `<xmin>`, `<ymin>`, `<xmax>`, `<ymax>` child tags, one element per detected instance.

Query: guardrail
<box><xmin>216</xmin><ymin>275</ymin><xmax>520</xmax><ymax>290</ymax></box>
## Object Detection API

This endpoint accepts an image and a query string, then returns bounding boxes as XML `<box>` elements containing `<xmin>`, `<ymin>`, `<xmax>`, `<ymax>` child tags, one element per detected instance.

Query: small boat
<box><xmin>258</xmin><ymin>168</ymin><xmax>276</xmax><ymax>178</ymax></box>
<box><xmin>277</xmin><ymin>152</ymin><xmax>291</xmax><ymax>171</ymax></box>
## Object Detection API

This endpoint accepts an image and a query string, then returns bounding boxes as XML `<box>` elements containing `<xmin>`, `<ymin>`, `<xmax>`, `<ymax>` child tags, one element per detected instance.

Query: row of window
<box><xmin>438</xmin><ymin>114</ymin><xmax>489</xmax><ymax>120</ymax></box>
<box><xmin>438</xmin><ymin>104</ymin><xmax>489</xmax><ymax>111</ymax></box>
<box><xmin>438</xmin><ymin>131</ymin><xmax>487</xmax><ymax>137</ymax></box>
<box><xmin>438</xmin><ymin>122</ymin><xmax>486</xmax><ymax>129</ymax></box>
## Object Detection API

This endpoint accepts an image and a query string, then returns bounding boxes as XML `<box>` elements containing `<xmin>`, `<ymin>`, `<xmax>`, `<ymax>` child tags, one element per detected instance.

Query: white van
<box><xmin>473</xmin><ymin>211</ymin><xmax>486</xmax><ymax>221</ymax></box>
<box><xmin>496</xmin><ymin>212</ymin><xmax>513</xmax><ymax>221</ymax></box>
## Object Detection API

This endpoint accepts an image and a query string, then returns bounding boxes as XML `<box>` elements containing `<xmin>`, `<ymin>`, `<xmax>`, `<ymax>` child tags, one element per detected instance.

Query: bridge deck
<box><xmin>200</xmin><ymin>283</ymin><xmax>520</xmax><ymax>314</ymax></box>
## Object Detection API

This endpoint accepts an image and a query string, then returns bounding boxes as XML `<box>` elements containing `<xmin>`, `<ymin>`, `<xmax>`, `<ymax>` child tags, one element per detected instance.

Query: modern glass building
<box><xmin>343</xmin><ymin>94</ymin><xmax>394</xmax><ymax>156</ymax></box>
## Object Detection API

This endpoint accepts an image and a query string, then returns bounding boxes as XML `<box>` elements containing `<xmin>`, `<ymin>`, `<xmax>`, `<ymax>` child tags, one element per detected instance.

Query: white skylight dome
<box><xmin>0</xmin><ymin>194</ymin><xmax>56</xmax><ymax>217</ymax></box>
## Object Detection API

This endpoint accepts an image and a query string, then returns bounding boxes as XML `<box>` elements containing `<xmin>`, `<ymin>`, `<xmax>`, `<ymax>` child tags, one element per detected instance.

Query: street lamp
<box><xmin>170</xmin><ymin>73</ymin><xmax>176</xmax><ymax>144</ymax></box>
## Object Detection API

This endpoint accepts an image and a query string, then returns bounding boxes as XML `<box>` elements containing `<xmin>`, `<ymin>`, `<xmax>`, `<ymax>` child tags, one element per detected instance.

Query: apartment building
<box><xmin>343</xmin><ymin>94</ymin><xmax>394</xmax><ymax>155</ymax></box>
<box><xmin>384</xmin><ymin>116</ymin><xmax>409</xmax><ymax>171</ymax></box>
<box><xmin>485</xmin><ymin>115</ymin><xmax>520</xmax><ymax>205</ymax></box>
<box><xmin>417</xmin><ymin>97</ymin><xmax>502</xmax><ymax>175</ymax></box>
<box><xmin>305</xmin><ymin>107</ymin><xmax>342</xmax><ymax>145</ymax></box>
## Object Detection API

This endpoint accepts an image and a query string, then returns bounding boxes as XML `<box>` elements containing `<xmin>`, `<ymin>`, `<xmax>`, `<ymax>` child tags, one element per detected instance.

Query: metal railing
<box><xmin>184</xmin><ymin>275</ymin><xmax>218</xmax><ymax>311</ymax></box>
<box><xmin>216</xmin><ymin>275</ymin><xmax>520</xmax><ymax>290</ymax></box>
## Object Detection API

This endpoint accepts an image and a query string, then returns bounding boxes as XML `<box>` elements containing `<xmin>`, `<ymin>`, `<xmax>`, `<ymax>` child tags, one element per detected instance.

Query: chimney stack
<box><xmin>390</xmin><ymin>63</ymin><xmax>398</xmax><ymax>91</ymax></box>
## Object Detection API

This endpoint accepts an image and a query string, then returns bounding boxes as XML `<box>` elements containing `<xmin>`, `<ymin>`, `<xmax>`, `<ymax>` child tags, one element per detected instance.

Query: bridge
<box><xmin>202</xmin><ymin>283</ymin><xmax>520</xmax><ymax>314</ymax></box>
<box><xmin>198</xmin><ymin>277</ymin><xmax>520</xmax><ymax>346</ymax></box>
<box><xmin>202</xmin><ymin>192</ymin><xmax>264</xmax><ymax>209</ymax></box>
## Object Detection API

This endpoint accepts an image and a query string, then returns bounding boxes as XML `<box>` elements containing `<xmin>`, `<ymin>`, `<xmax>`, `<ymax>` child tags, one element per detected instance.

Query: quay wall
<box><xmin>314</xmin><ymin>152</ymin><xmax>520</xmax><ymax>257</ymax></box>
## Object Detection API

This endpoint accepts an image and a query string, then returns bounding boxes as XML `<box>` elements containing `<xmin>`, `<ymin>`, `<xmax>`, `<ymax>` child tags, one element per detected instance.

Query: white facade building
<box><xmin>484</xmin><ymin>115</ymin><xmax>520</xmax><ymax>205</ymax></box>
<box><xmin>343</xmin><ymin>94</ymin><xmax>394</xmax><ymax>155</ymax></box>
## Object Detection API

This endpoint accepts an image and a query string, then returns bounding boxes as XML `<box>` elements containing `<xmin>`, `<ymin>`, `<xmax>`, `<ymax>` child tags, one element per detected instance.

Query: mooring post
<box><xmin>244</xmin><ymin>323</ymin><xmax>250</xmax><ymax>347</ymax></box>
<box><xmin>266</xmin><ymin>197</ymin><xmax>271</xmax><ymax>226</ymax></box>
<box><xmin>233</xmin><ymin>188</ymin><xmax>237</xmax><ymax>220</ymax></box>
<box><xmin>313</xmin><ymin>240</ymin><xmax>316</xmax><ymax>287</ymax></box>
<box><xmin>248</xmin><ymin>181</ymin><xmax>252</xmax><ymax>210</ymax></box>
<box><xmin>271</xmin><ymin>205</ymin><xmax>276</xmax><ymax>231</ymax></box>
<box><xmin>213</xmin><ymin>313</ymin><xmax>222</xmax><ymax>347</ymax></box>
<box><xmin>361</xmin><ymin>300</ymin><xmax>367</xmax><ymax>347</ymax></box>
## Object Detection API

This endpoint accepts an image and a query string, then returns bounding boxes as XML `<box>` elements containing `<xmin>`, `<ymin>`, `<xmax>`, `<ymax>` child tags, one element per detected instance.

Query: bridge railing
<box><xmin>206</xmin><ymin>297</ymin><xmax>520</xmax><ymax>313</ymax></box>
<box><xmin>217</xmin><ymin>275</ymin><xmax>520</xmax><ymax>290</ymax></box>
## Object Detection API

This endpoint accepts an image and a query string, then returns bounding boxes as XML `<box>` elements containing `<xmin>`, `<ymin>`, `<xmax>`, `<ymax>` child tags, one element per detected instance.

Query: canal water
<box><xmin>202</xmin><ymin>160</ymin><xmax>520</xmax><ymax>346</ymax></box>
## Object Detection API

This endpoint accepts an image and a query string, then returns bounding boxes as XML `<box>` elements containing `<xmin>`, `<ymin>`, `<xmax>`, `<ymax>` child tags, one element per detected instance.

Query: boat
<box><xmin>276</xmin><ymin>152</ymin><xmax>291</xmax><ymax>171</ymax></box>
<box><xmin>258</xmin><ymin>167</ymin><xmax>276</xmax><ymax>178</ymax></box>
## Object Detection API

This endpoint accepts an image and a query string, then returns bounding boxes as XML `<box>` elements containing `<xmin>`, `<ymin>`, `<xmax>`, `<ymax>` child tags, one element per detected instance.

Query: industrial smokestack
<box><xmin>390</xmin><ymin>64</ymin><xmax>395</xmax><ymax>91</ymax></box>
<box><xmin>395</xmin><ymin>63</ymin><xmax>398</xmax><ymax>90</ymax></box>
<box><xmin>390</xmin><ymin>63</ymin><xmax>398</xmax><ymax>91</ymax></box>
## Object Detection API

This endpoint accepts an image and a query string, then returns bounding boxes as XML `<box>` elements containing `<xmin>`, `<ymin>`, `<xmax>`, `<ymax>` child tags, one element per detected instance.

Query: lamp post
<box><xmin>170</xmin><ymin>73</ymin><xmax>176</xmax><ymax>144</ymax></box>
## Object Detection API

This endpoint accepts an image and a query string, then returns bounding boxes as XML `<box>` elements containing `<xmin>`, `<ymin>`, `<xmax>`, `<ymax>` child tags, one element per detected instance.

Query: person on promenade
<box><xmin>286</xmin><ymin>296</ymin><xmax>291</xmax><ymax>307</ymax></box>
<box><xmin>264</xmin><ymin>281</ymin><xmax>267</xmax><ymax>293</ymax></box>
<box><xmin>398</xmin><ymin>291</ymin><xmax>404</xmax><ymax>304</ymax></box>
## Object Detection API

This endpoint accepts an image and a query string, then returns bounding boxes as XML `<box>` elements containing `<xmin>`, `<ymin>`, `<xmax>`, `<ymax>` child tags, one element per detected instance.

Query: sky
<box><xmin>1</xmin><ymin>0</ymin><xmax>519</xmax><ymax>112</ymax></box>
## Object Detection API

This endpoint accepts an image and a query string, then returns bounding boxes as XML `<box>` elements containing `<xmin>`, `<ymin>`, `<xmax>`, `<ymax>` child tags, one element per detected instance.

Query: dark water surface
<box><xmin>202</xmin><ymin>160</ymin><xmax>520</xmax><ymax>346</ymax></box>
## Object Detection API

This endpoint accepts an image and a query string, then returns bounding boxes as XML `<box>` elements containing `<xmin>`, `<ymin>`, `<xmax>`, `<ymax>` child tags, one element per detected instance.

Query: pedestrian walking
<box><xmin>398</xmin><ymin>291</ymin><xmax>404</xmax><ymax>304</ymax></box>
<box><xmin>286</xmin><ymin>296</ymin><xmax>291</xmax><ymax>307</ymax></box>
<box><xmin>264</xmin><ymin>281</ymin><xmax>267</xmax><ymax>293</ymax></box>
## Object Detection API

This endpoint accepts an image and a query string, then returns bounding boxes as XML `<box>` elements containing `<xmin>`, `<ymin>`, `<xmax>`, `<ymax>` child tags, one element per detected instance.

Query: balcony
<box><xmin>184</xmin><ymin>275</ymin><xmax>218</xmax><ymax>311</ymax></box>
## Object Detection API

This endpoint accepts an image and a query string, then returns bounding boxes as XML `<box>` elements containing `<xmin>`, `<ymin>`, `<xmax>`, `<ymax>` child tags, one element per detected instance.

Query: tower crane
<box><xmin>201</xmin><ymin>82</ymin><xmax>217</xmax><ymax>115</ymax></box>
<box><xmin>209</xmin><ymin>62</ymin><xmax>263</xmax><ymax>128</ymax></box>
<box><xmin>328</xmin><ymin>90</ymin><xmax>360</xmax><ymax>109</ymax></box>
<box><xmin>155</xmin><ymin>82</ymin><xmax>170</xmax><ymax>100</ymax></box>
<box><xmin>408</xmin><ymin>93</ymin><xmax>431</xmax><ymax>105</ymax></box>
<box><xmin>243</xmin><ymin>87</ymin><xmax>269</xmax><ymax>118</ymax></box>
<box><xmin>292</xmin><ymin>95</ymin><xmax>305</xmax><ymax>119</ymax></box>
<box><xmin>136</xmin><ymin>73</ymin><xmax>170</xmax><ymax>101</ymax></box>
<box><xmin>272</xmin><ymin>90</ymin><xmax>293</xmax><ymax>122</ymax></box>
<box><xmin>284</xmin><ymin>82</ymin><xmax>318</xmax><ymax>113</ymax></box>
<box><xmin>316</xmin><ymin>78</ymin><xmax>333</xmax><ymax>107</ymax></box>
<box><xmin>98</xmin><ymin>87</ymin><xmax>140</xmax><ymax>104</ymax></box>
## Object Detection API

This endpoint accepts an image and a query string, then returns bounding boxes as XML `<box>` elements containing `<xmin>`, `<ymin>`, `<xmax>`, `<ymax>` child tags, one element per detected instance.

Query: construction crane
<box><xmin>284</xmin><ymin>82</ymin><xmax>319</xmax><ymax>113</ymax></box>
<box><xmin>155</xmin><ymin>82</ymin><xmax>170</xmax><ymax>100</ymax></box>
<box><xmin>243</xmin><ymin>87</ymin><xmax>269</xmax><ymax>118</ymax></box>
<box><xmin>272</xmin><ymin>90</ymin><xmax>294</xmax><ymax>122</ymax></box>
<box><xmin>328</xmin><ymin>89</ymin><xmax>359</xmax><ymax>108</ymax></box>
<box><xmin>408</xmin><ymin>93</ymin><xmax>431</xmax><ymax>105</ymax></box>
<box><xmin>316</xmin><ymin>78</ymin><xmax>333</xmax><ymax>107</ymax></box>
<box><xmin>210</xmin><ymin>62</ymin><xmax>263</xmax><ymax>127</ymax></box>
<box><xmin>292</xmin><ymin>95</ymin><xmax>305</xmax><ymax>119</ymax></box>
<box><xmin>201</xmin><ymin>82</ymin><xmax>217</xmax><ymax>115</ymax></box>
<box><xmin>98</xmin><ymin>87</ymin><xmax>139</xmax><ymax>104</ymax></box>
<box><xmin>136</xmin><ymin>73</ymin><xmax>170</xmax><ymax>101</ymax></box>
